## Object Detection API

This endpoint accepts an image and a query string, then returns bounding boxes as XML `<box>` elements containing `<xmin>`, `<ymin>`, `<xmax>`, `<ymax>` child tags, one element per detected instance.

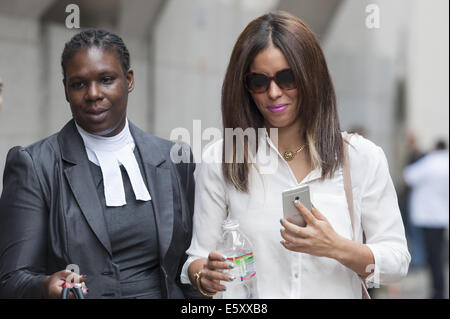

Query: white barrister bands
<box><xmin>75</xmin><ymin>119</ymin><xmax>151</xmax><ymax>207</ymax></box>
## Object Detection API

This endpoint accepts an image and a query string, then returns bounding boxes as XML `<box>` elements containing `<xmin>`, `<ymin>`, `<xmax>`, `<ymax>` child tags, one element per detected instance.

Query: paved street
<box><xmin>372</xmin><ymin>264</ymin><xmax>449</xmax><ymax>299</ymax></box>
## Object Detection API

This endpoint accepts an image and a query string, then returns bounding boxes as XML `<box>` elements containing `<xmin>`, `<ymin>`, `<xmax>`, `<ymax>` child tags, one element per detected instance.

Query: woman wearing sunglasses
<box><xmin>181</xmin><ymin>11</ymin><xmax>410</xmax><ymax>298</ymax></box>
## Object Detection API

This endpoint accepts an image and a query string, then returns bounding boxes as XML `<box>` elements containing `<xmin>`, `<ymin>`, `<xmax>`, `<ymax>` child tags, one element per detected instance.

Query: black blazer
<box><xmin>0</xmin><ymin>120</ymin><xmax>200</xmax><ymax>298</ymax></box>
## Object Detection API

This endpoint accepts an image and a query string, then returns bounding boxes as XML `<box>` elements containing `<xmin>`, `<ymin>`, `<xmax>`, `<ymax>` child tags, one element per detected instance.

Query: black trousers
<box><xmin>421</xmin><ymin>227</ymin><xmax>446</xmax><ymax>299</ymax></box>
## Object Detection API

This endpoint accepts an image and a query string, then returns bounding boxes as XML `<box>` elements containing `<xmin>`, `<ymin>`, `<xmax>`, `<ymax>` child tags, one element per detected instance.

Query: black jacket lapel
<box><xmin>58</xmin><ymin>120</ymin><xmax>112</xmax><ymax>256</ymax></box>
<box><xmin>129</xmin><ymin>123</ymin><xmax>174</xmax><ymax>262</ymax></box>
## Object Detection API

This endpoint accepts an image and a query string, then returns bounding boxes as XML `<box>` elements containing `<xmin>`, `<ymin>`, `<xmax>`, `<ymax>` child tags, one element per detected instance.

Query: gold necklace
<box><xmin>283</xmin><ymin>144</ymin><xmax>307</xmax><ymax>161</ymax></box>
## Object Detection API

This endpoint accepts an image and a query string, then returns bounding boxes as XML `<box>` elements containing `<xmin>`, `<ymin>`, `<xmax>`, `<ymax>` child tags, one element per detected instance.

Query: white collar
<box><xmin>75</xmin><ymin>119</ymin><xmax>151</xmax><ymax>206</ymax></box>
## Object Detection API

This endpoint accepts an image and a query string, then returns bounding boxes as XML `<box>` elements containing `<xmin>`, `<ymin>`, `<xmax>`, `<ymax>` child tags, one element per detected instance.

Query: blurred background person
<box><xmin>403</xmin><ymin>140</ymin><xmax>449</xmax><ymax>299</ymax></box>
<box><xmin>347</xmin><ymin>125</ymin><xmax>367</xmax><ymax>138</ymax></box>
<box><xmin>398</xmin><ymin>132</ymin><xmax>427</xmax><ymax>270</ymax></box>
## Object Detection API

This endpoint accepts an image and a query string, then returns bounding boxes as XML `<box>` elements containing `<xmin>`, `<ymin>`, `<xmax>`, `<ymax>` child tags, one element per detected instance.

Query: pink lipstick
<box><xmin>267</xmin><ymin>104</ymin><xmax>287</xmax><ymax>113</ymax></box>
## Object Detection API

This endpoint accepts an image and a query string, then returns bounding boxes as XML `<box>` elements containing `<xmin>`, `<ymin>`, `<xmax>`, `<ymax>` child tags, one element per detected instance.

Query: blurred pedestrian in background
<box><xmin>400</xmin><ymin>132</ymin><xmax>427</xmax><ymax>269</ymax></box>
<box><xmin>404</xmin><ymin>139</ymin><xmax>449</xmax><ymax>299</ymax></box>
<box><xmin>347</xmin><ymin>126</ymin><xmax>367</xmax><ymax>138</ymax></box>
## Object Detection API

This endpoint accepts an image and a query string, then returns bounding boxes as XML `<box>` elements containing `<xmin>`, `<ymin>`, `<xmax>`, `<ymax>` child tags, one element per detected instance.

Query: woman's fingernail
<box><xmin>221</xmin><ymin>255</ymin><xmax>227</xmax><ymax>261</ymax></box>
<box><xmin>280</xmin><ymin>218</ymin><xmax>283</xmax><ymax>224</ymax></box>
<box><xmin>222</xmin><ymin>287</ymin><xmax>227</xmax><ymax>291</ymax></box>
<box><xmin>228</xmin><ymin>263</ymin><xmax>235</xmax><ymax>269</ymax></box>
<box><xmin>228</xmin><ymin>275</ymin><xmax>235</xmax><ymax>281</ymax></box>
<box><xmin>294</xmin><ymin>199</ymin><xmax>300</xmax><ymax>206</ymax></box>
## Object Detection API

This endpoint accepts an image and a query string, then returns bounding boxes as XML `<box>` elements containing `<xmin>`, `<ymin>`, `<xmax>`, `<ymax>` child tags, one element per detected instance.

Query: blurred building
<box><xmin>0</xmin><ymin>0</ymin><xmax>448</xmax><ymax>189</ymax></box>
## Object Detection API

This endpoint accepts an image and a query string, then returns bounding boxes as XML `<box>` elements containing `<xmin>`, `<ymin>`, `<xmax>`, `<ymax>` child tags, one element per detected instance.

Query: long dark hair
<box><xmin>221</xmin><ymin>11</ymin><xmax>343</xmax><ymax>192</ymax></box>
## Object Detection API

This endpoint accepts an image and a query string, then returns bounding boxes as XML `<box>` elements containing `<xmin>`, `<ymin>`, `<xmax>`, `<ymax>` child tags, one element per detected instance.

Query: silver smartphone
<box><xmin>281</xmin><ymin>185</ymin><xmax>311</xmax><ymax>227</ymax></box>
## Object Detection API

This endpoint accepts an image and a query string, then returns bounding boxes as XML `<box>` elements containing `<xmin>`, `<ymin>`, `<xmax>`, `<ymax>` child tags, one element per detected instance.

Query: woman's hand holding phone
<box><xmin>280</xmin><ymin>199</ymin><xmax>342</xmax><ymax>259</ymax></box>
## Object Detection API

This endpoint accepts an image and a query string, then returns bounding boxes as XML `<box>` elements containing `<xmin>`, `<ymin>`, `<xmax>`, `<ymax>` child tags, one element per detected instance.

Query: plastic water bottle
<box><xmin>216</xmin><ymin>219</ymin><xmax>258</xmax><ymax>299</ymax></box>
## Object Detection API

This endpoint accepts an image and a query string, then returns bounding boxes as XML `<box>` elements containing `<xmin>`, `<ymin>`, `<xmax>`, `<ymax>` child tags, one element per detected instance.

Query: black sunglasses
<box><xmin>245</xmin><ymin>68</ymin><xmax>297</xmax><ymax>93</ymax></box>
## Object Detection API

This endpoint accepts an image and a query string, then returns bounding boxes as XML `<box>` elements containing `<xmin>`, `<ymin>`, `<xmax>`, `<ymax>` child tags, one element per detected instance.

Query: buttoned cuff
<box><xmin>365</xmin><ymin>243</ymin><xmax>410</xmax><ymax>286</ymax></box>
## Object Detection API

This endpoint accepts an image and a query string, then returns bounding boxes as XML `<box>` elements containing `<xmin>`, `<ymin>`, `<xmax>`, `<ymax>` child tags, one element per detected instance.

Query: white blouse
<box><xmin>181</xmin><ymin>132</ymin><xmax>410</xmax><ymax>298</ymax></box>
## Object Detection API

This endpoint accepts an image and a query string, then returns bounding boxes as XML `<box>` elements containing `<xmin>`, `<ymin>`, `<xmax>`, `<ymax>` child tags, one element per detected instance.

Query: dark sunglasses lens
<box><xmin>275</xmin><ymin>69</ymin><xmax>296</xmax><ymax>90</ymax></box>
<box><xmin>246</xmin><ymin>74</ymin><xmax>270</xmax><ymax>93</ymax></box>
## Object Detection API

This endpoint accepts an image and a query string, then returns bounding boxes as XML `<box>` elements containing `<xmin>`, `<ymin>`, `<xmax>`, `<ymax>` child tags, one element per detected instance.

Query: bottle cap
<box><xmin>222</xmin><ymin>218</ymin><xmax>239</xmax><ymax>230</ymax></box>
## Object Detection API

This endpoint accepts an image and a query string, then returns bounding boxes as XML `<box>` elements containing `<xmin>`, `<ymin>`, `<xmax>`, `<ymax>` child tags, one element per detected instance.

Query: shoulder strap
<box><xmin>342</xmin><ymin>135</ymin><xmax>371</xmax><ymax>299</ymax></box>
<box><xmin>342</xmin><ymin>138</ymin><xmax>356</xmax><ymax>241</ymax></box>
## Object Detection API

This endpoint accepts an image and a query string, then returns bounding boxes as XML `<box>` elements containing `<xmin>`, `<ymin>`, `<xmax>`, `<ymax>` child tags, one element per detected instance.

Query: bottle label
<box><xmin>227</xmin><ymin>251</ymin><xmax>256</xmax><ymax>282</ymax></box>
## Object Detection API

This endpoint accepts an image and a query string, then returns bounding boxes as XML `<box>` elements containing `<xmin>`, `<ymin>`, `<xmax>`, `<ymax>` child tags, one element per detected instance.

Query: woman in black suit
<box><xmin>0</xmin><ymin>29</ymin><xmax>197</xmax><ymax>299</ymax></box>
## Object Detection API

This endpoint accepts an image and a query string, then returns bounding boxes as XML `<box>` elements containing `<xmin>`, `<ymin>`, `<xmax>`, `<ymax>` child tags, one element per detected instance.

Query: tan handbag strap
<box><xmin>342</xmin><ymin>139</ymin><xmax>356</xmax><ymax>241</ymax></box>
<box><xmin>342</xmin><ymin>135</ymin><xmax>371</xmax><ymax>299</ymax></box>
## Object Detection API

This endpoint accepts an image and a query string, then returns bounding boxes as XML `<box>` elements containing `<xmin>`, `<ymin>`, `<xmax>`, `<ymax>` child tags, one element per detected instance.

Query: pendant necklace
<box><xmin>283</xmin><ymin>144</ymin><xmax>307</xmax><ymax>161</ymax></box>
